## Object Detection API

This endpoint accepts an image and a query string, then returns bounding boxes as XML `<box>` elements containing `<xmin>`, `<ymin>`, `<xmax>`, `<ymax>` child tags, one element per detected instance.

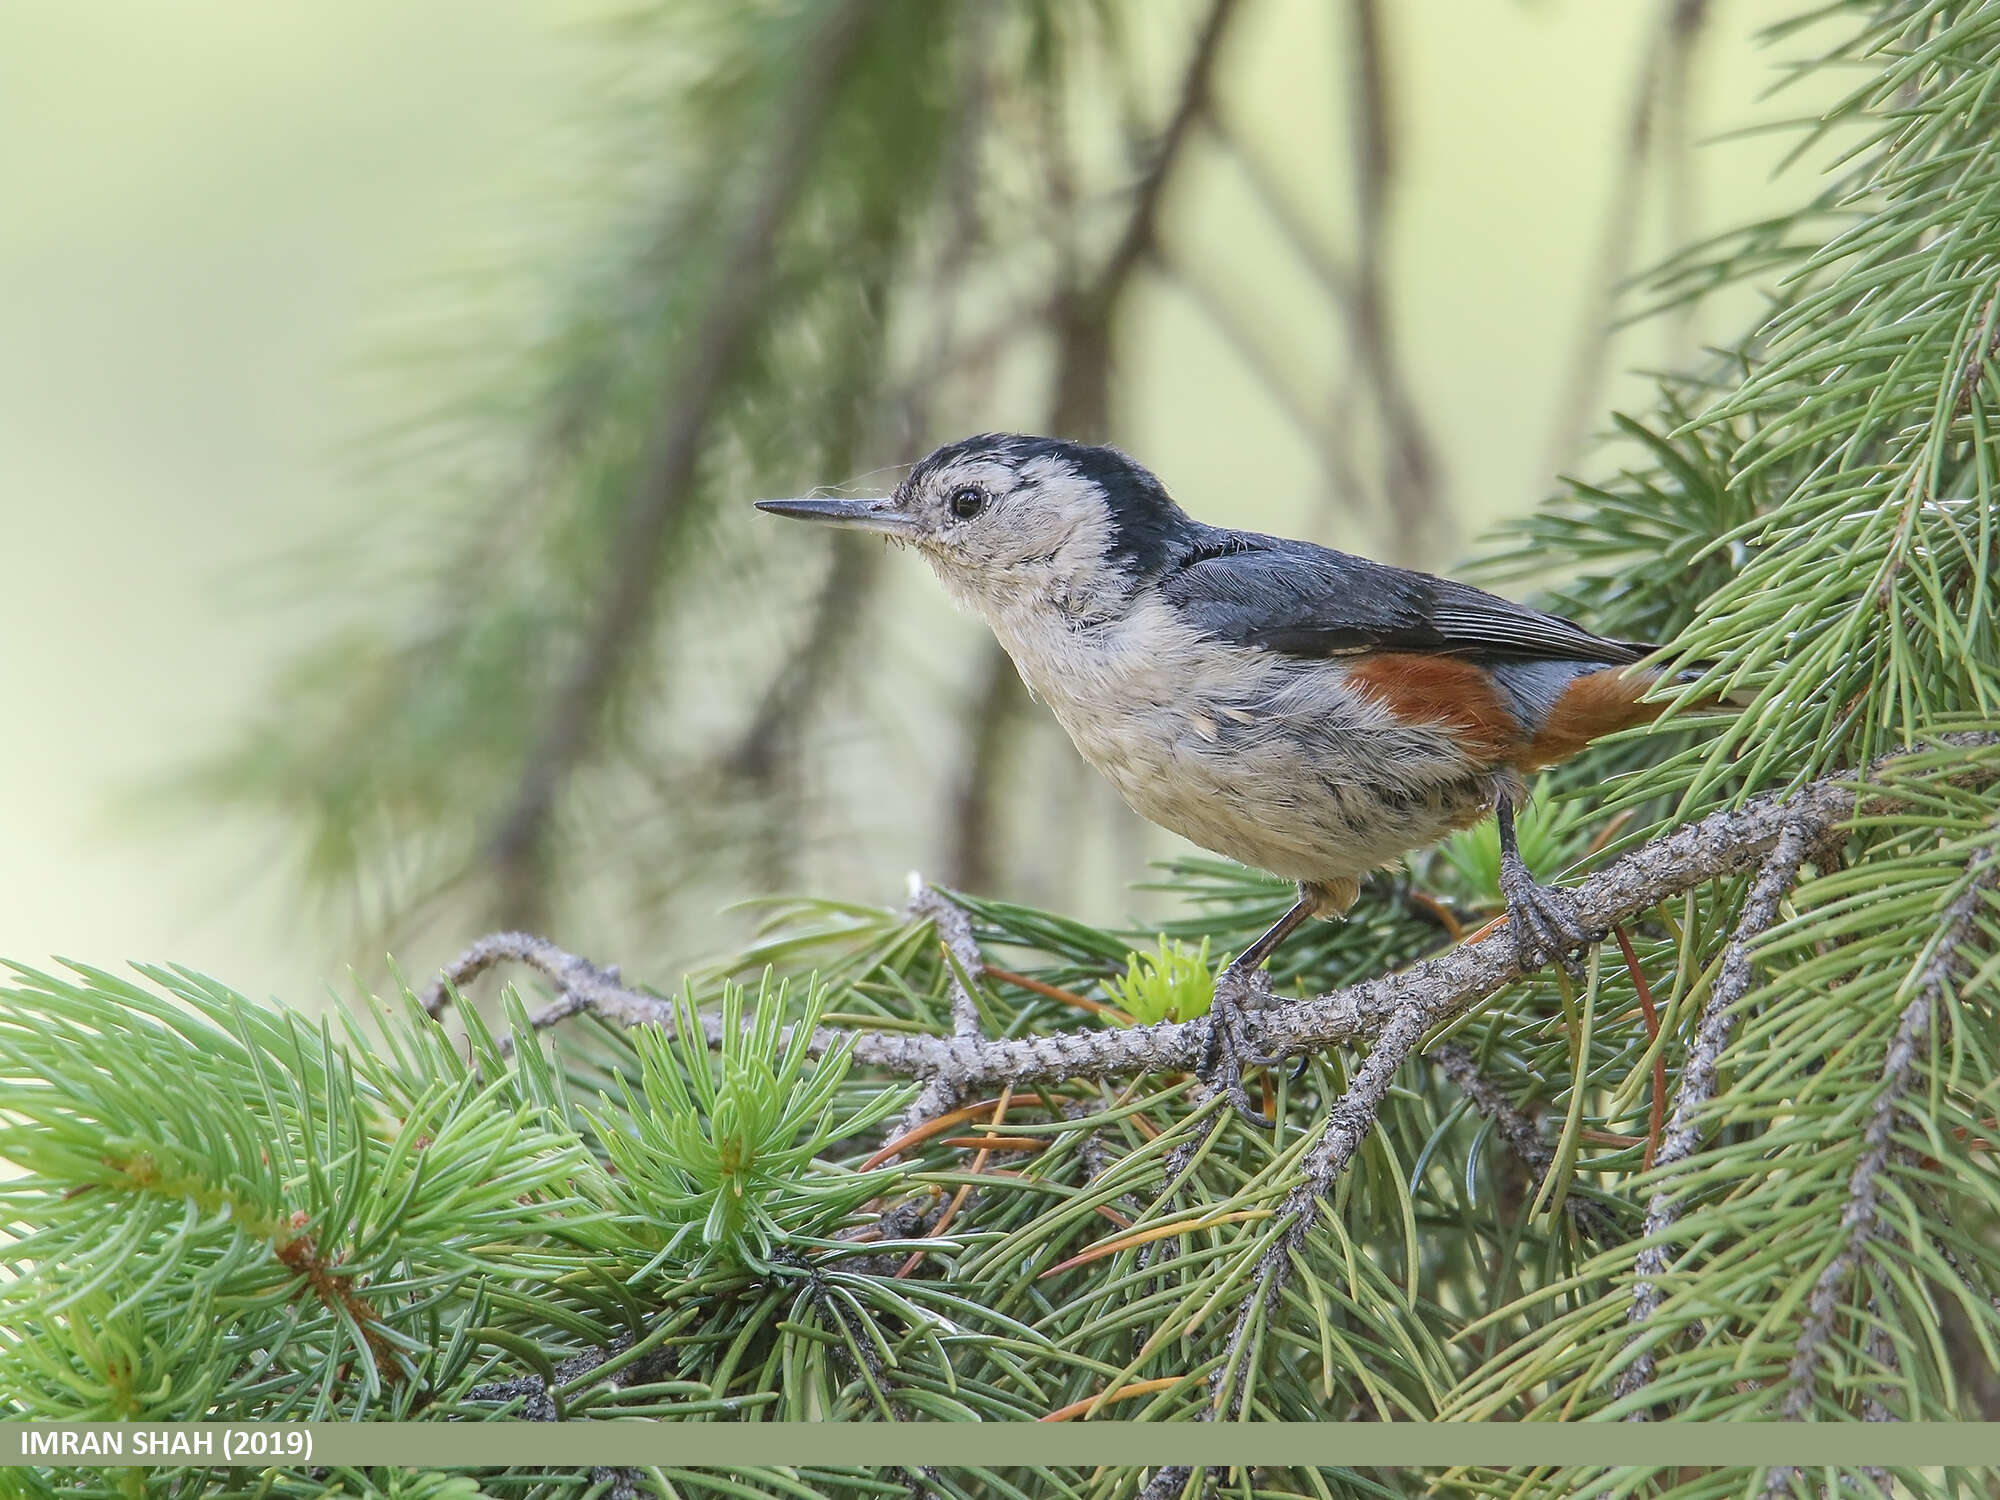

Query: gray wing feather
<box><xmin>1160</xmin><ymin>536</ymin><xmax>1652</xmax><ymax>666</ymax></box>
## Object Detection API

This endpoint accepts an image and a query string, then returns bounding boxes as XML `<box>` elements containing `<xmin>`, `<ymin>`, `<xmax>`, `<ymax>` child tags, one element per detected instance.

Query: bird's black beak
<box><xmin>754</xmin><ymin>496</ymin><xmax>916</xmax><ymax>536</ymax></box>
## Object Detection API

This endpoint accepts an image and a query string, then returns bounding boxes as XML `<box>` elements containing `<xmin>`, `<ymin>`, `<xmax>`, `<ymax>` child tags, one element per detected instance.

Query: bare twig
<box><xmin>486</xmin><ymin>0</ymin><xmax>880</xmax><ymax>928</ymax></box>
<box><xmin>729</xmin><ymin>533</ymin><xmax>882</xmax><ymax>892</ymax></box>
<box><xmin>1616</xmin><ymin>819</ymin><xmax>1816</xmax><ymax>1410</ymax></box>
<box><xmin>728</xmin><ymin>533</ymin><xmax>885</xmax><ymax>790</ymax></box>
<box><xmin>420</xmin><ymin>929</ymin><xmax>682</xmax><ymax>1046</ymax></box>
<box><xmin>909</xmin><ymin>880</ymin><xmax>986</xmax><ymax>1037</ymax></box>
<box><xmin>1202</xmin><ymin>114</ymin><xmax>1356</xmax><ymax>311</ymax></box>
<box><xmin>725</xmin><ymin>136</ymin><xmax>913</xmax><ymax>825</ymax></box>
<box><xmin>1658</xmin><ymin>0</ymin><xmax>1707</xmax><ymax>362</ymax></box>
<box><xmin>1771</xmin><ymin>835</ymin><xmax>1998</xmax><ymax>1432</ymax></box>
<box><xmin>1048</xmin><ymin>0</ymin><xmax>1242</xmax><ymax>439</ymax></box>
<box><xmin>1430</xmin><ymin>1043</ymin><xmax>1551</xmax><ymax>1172</ymax></box>
<box><xmin>914</xmin><ymin>0</ymin><xmax>994</xmax><ymax>389</ymax></box>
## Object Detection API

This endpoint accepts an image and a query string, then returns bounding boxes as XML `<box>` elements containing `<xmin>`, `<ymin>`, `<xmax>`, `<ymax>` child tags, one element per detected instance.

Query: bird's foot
<box><xmin>1200</xmin><ymin>963</ymin><xmax>1285</xmax><ymax>1127</ymax></box>
<box><xmin>1498</xmin><ymin>853</ymin><xmax>1602</xmax><ymax>978</ymax></box>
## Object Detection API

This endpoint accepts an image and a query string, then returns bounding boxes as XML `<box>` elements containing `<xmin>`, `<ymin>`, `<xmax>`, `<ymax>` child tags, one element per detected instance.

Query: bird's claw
<box><xmin>1200</xmin><ymin>965</ymin><xmax>1282</xmax><ymax>1127</ymax></box>
<box><xmin>1498</xmin><ymin>854</ymin><xmax>1601</xmax><ymax>978</ymax></box>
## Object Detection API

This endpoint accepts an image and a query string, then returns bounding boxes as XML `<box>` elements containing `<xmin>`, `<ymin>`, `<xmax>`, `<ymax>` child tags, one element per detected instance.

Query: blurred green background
<box><xmin>0</xmin><ymin>0</ymin><xmax>1832</xmax><ymax>1006</ymax></box>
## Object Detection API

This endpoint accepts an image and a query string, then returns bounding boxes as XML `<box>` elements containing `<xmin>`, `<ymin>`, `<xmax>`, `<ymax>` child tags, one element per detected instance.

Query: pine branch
<box><xmin>1615</xmin><ymin>819</ymin><xmax>1817</xmax><ymax>1409</ymax></box>
<box><xmin>403</xmin><ymin>738</ymin><xmax>1999</xmax><ymax>1453</ymax></box>
<box><xmin>1771</xmin><ymin>830</ymin><xmax>2000</xmax><ymax>1431</ymax></box>
<box><xmin>428</xmin><ymin>736</ymin><xmax>1998</xmax><ymax>1099</ymax></box>
<box><xmin>1207</xmin><ymin>989</ymin><xmax>1432</xmax><ymax>1422</ymax></box>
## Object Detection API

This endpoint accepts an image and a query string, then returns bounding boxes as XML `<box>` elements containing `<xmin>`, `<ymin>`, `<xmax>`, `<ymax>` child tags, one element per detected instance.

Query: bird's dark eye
<box><xmin>948</xmin><ymin>484</ymin><xmax>986</xmax><ymax>520</ymax></box>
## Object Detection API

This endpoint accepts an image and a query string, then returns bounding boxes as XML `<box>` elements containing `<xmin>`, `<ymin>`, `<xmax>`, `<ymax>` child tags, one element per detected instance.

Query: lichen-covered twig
<box><xmin>419</xmin><ymin>930</ymin><xmax>695</xmax><ymax>1060</ymax></box>
<box><xmin>898</xmin><ymin>880</ymin><xmax>990</xmax><ymax>1133</ymax></box>
<box><xmin>1771</xmin><ymin>835</ymin><xmax>1998</xmax><ymax>1434</ymax></box>
<box><xmin>881</xmin><ymin>755</ymin><xmax>1940</xmax><ymax>1086</ymax></box>
<box><xmin>1209</xmin><ymin>998</ymin><xmax>1435</xmax><ymax>1422</ymax></box>
<box><xmin>1615</xmin><ymin>818</ymin><xmax>1814</xmax><ymax>1410</ymax></box>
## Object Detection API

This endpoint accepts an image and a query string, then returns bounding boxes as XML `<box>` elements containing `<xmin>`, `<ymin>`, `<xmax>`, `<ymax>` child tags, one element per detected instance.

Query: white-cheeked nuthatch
<box><xmin>761</xmin><ymin>434</ymin><xmax>1682</xmax><ymax>1124</ymax></box>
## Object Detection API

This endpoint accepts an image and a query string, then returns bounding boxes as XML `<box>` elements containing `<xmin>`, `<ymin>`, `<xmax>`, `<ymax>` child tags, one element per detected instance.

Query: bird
<box><xmin>759</xmin><ymin>433</ymin><xmax>1682</xmax><ymax>1125</ymax></box>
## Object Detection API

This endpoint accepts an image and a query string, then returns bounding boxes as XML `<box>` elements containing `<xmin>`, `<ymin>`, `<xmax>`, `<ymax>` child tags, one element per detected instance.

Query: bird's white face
<box><xmin>895</xmin><ymin>449</ymin><xmax>1125</xmax><ymax>619</ymax></box>
<box><xmin>759</xmin><ymin>439</ymin><xmax>1140</xmax><ymax>626</ymax></box>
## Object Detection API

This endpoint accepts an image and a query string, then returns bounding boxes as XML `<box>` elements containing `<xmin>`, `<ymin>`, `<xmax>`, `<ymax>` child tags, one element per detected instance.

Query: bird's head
<box><xmin>757</xmin><ymin>433</ymin><xmax>1192</xmax><ymax>622</ymax></box>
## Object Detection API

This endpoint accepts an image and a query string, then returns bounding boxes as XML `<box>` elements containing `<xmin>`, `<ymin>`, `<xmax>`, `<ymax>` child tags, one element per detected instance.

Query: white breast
<box><xmin>981</xmin><ymin>597</ymin><xmax>1499</xmax><ymax>887</ymax></box>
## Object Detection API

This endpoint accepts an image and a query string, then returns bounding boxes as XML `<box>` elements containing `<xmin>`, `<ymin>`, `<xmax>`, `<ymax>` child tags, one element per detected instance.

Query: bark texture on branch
<box><xmin>897</xmin><ymin>880</ymin><xmax>992</xmax><ymax>1133</ymax></box>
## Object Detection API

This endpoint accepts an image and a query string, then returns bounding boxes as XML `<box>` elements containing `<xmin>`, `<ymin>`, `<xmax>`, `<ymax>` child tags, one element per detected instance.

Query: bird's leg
<box><xmin>1200</xmin><ymin>893</ymin><xmax>1317</xmax><ymax>1127</ymax></box>
<box><xmin>1495</xmin><ymin>794</ymin><xmax>1601</xmax><ymax>976</ymax></box>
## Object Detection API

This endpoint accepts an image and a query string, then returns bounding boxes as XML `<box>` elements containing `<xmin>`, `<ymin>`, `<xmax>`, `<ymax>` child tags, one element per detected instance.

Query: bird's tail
<box><xmin>1514</xmin><ymin>660</ymin><xmax>1746</xmax><ymax>771</ymax></box>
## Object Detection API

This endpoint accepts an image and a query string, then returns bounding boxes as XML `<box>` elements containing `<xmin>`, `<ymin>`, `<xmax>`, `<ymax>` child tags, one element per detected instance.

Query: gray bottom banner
<box><xmin>5</xmin><ymin>1422</ymin><xmax>1999</xmax><ymax>1469</ymax></box>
